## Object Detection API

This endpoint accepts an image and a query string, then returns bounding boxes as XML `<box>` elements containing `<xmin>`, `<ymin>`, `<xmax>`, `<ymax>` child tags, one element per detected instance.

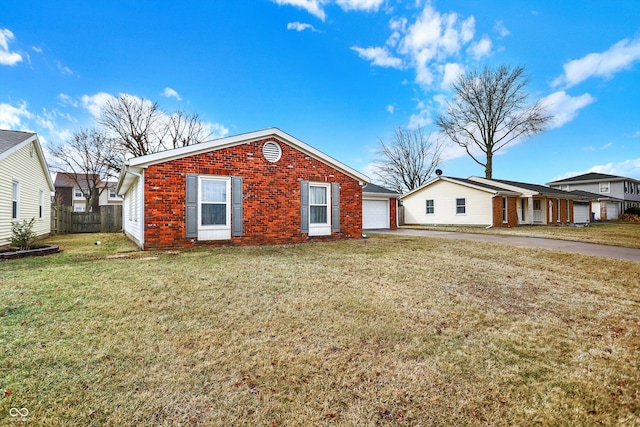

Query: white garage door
<box><xmin>606</xmin><ymin>202</ymin><xmax>619</xmax><ymax>220</ymax></box>
<box><xmin>574</xmin><ymin>203</ymin><xmax>590</xmax><ymax>223</ymax></box>
<box><xmin>363</xmin><ymin>199</ymin><xmax>389</xmax><ymax>229</ymax></box>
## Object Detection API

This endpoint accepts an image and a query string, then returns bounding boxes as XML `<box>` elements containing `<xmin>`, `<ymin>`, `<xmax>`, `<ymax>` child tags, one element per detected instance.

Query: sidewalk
<box><xmin>369</xmin><ymin>228</ymin><xmax>640</xmax><ymax>262</ymax></box>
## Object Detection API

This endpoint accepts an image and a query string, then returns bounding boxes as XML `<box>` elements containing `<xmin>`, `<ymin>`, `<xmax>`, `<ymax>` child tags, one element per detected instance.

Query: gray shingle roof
<box><xmin>0</xmin><ymin>129</ymin><xmax>35</xmax><ymax>155</ymax></box>
<box><xmin>363</xmin><ymin>183</ymin><xmax>400</xmax><ymax>195</ymax></box>
<box><xmin>489</xmin><ymin>178</ymin><xmax>574</xmax><ymax>197</ymax></box>
<box><xmin>547</xmin><ymin>172</ymin><xmax>626</xmax><ymax>184</ymax></box>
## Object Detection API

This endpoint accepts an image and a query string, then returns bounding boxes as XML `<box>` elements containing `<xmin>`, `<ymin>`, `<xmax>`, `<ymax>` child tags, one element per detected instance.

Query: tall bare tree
<box><xmin>436</xmin><ymin>65</ymin><xmax>552</xmax><ymax>179</ymax></box>
<box><xmin>49</xmin><ymin>128</ymin><xmax>121</xmax><ymax>212</ymax></box>
<box><xmin>98</xmin><ymin>94</ymin><xmax>211</xmax><ymax>160</ymax></box>
<box><xmin>373</xmin><ymin>127</ymin><xmax>444</xmax><ymax>193</ymax></box>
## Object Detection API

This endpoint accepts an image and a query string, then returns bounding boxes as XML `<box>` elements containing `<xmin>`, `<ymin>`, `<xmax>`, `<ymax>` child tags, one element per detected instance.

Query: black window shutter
<box><xmin>186</xmin><ymin>174</ymin><xmax>197</xmax><ymax>238</ymax></box>
<box><xmin>231</xmin><ymin>176</ymin><xmax>243</xmax><ymax>237</ymax></box>
<box><xmin>331</xmin><ymin>182</ymin><xmax>340</xmax><ymax>232</ymax></box>
<box><xmin>300</xmin><ymin>180</ymin><xmax>309</xmax><ymax>234</ymax></box>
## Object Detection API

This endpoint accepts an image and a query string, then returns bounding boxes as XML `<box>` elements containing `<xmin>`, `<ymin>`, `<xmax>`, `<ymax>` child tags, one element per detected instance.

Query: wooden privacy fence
<box><xmin>51</xmin><ymin>205</ymin><xmax>122</xmax><ymax>234</ymax></box>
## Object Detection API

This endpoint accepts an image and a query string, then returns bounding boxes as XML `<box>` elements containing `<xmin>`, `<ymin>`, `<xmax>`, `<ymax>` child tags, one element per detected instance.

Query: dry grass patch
<box><xmin>404</xmin><ymin>222</ymin><xmax>640</xmax><ymax>248</ymax></box>
<box><xmin>1</xmin><ymin>233</ymin><xmax>639</xmax><ymax>426</ymax></box>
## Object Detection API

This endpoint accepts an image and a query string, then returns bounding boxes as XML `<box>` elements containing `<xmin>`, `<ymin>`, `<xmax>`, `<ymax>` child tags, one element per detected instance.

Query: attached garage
<box><xmin>362</xmin><ymin>183</ymin><xmax>399</xmax><ymax>230</ymax></box>
<box><xmin>573</xmin><ymin>202</ymin><xmax>590</xmax><ymax>224</ymax></box>
<box><xmin>606</xmin><ymin>202</ymin><xmax>619</xmax><ymax>220</ymax></box>
<box><xmin>363</xmin><ymin>199</ymin><xmax>389</xmax><ymax>229</ymax></box>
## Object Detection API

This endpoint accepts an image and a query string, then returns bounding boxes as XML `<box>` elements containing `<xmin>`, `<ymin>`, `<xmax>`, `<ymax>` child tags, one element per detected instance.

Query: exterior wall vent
<box><xmin>262</xmin><ymin>141</ymin><xmax>282</xmax><ymax>163</ymax></box>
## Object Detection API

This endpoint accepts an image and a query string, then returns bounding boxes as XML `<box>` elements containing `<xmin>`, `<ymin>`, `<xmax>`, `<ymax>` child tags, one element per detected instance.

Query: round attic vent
<box><xmin>262</xmin><ymin>141</ymin><xmax>282</xmax><ymax>162</ymax></box>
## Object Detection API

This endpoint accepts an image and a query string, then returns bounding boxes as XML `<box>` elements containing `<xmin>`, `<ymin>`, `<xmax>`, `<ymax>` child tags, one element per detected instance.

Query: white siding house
<box><xmin>402</xmin><ymin>177</ymin><xmax>510</xmax><ymax>226</ymax></box>
<box><xmin>121</xmin><ymin>175</ymin><xmax>144</xmax><ymax>247</ymax></box>
<box><xmin>0</xmin><ymin>130</ymin><xmax>54</xmax><ymax>246</ymax></box>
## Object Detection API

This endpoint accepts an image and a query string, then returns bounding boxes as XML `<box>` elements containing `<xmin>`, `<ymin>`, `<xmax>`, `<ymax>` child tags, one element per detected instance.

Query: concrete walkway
<box><xmin>368</xmin><ymin>228</ymin><xmax>640</xmax><ymax>262</ymax></box>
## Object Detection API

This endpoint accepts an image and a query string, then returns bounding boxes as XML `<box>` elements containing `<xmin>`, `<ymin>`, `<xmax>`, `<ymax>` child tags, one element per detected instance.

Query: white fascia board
<box><xmin>125</xmin><ymin>127</ymin><xmax>370</xmax><ymax>184</ymax></box>
<box><xmin>116</xmin><ymin>165</ymin><xmax>143</xmax><ymax>195</ymax></box>
<box><xmin>0</xmin><ymin>133</ymin><xmax>55</xmax><ymax>191</ymax></box>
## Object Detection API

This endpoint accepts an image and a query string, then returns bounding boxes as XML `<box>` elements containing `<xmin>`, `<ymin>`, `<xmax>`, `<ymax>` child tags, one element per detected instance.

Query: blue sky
<box><xmin>1</xmin><ymin>0</ymin><xmax>639</xmax><ymax>185</ymax></box>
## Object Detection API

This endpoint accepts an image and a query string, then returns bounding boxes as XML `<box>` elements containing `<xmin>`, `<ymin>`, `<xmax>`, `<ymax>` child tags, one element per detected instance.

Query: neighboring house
<box><xmin>362</xmin><ymin>183</ymin><xmax>399</xmax><ymax>230</ymax></box>
<box><xmin>547</xmin><ymin>173</ymin><xmax>640</xmax><ymax>220</ymax></box>
<box><xmin>116</xmin><ymin>128</ymin><xmax>369</xmax><ymax>249</ymax></box>
<box><xmin>0</xmin><ymin>130</ymin><xmax>54</xmax><ymax>246</ymax></box>
<box><xmin>98</xmin><ymin>180</ymin><xmax>123</xmax><ymax>208</ymax></box>
<box><xmin>54</xmin><ymin>173</ymin><xmax>122</xmax><ymax>212</ymax></box>
<box><xmin>402</xmin><ymin>176</ymin><xmax>588</xmax><ymax>227</ymax></box>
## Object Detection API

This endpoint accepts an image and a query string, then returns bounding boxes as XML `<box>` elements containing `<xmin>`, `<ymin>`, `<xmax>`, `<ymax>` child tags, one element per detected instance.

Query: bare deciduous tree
<box><xmin>98</xmin><ymin>94</ymin><xmax>210</xmax><ymax>160</ymax></box>
<box><xmin>373</xmin><ymin>127</ymin><xmax>445</xmax><ymax>193</ymax></box>
<box><xmin>436</xmin><ymin>65</ymin><xmax>552</xmax><ymax>179</ymax></box>
<box><xmin>49</xmin><ymin>128</ymin><xmax>121</xmax><ymax>212</ymax></box>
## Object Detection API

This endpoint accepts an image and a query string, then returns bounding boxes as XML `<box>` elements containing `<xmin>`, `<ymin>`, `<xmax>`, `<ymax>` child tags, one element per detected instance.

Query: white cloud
<box><xmin>81</xmin><ymin>92</ymin><xmax>117</xmax><ymax>118</ymax></box>
<box><xmin>351</xmin><ymin>46</ymin><xmax>403</xmax><ymax>68</ymax></box>
<box><xmin>467</xmin><ymin>35</ymin><xmax>492</xmax><ymax>60</ymax></box>
<box><xmin>0</xmin><ymin>101</ymin><xmax>32</xmax><ymax>129</ymax></box>
<box><xmin>271</xmin><ymin>0</ymin><xmax>327</xmax><ymax>21</ymax></box>
<box><xmin>494</xmin><ymin>20</ymin><xmax>509</xmax><ymax>37</ymax></box>
<box><xmin>539</xmin><ymin>90</ymin><xmax>596</xmax><ymax>129</ymax></box>
<box><xmin>440</xmin><ymin>62</ymin><xmax>464</xmax><ymax>89</ymax></box>
<box><xmin>386</xmin><ymin>104</ymin><xmax>395</xmax><ymax>113</ymax></box>
<box><xmin>162</xmin><ymin>87</ymin><xmax>182</xmax><ymax>100</ymax></box>
<box><xmin>287</xmin><ymin>21</ymin><xmax>318</xmax><ymax>32</ymax></box>
<box><xmin>354</xmin><ymin>3</ymin><xmax>488</xmax><ymax>90</ymax></box>
<box><xmin>58</xmin><ymin>93</ymin><xmax>78</xmax><ymax>108</ymax></box>
<box><xmin>601</xmin><ymin>142</ymin><xmax>613</xmax><ymax>150</ymax></box>
<box><xmin>57</xmin><ymin>61</ymin><xmax>74</xmax><ymax>76</ymax></box>
<box><xmin>32</xmin><ymin>46</ymin><xmax>43</xmax><ymax>53</ymax></box>
<box><xmin>336</xmin><ymin>0</ymin><xmax>384</xmax><ymax>12</ymax></box>
<box><xmin>0</xmin><ymin>28</ymin><xmax>23</xmax><ymax>66</ymax></box>
<box><xmin>203</xmin><ymin>122</ymin><xmax>229</xmax><ymax>139</ymax></box>
<box><xmin>552</xmin><ymin>37</ymin><xmax>640</xmax><ymax>88</ymax></box>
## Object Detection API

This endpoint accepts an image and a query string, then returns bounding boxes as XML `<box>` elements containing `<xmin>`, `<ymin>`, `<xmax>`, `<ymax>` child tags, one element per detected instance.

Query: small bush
<box><xmin>11</xmin><ymin>218</ymin><xmax>37</xmax><ymax>250</ymax></box>
<box><xmin>619</xmin><ymin>213</ymin><xmax>640</xmax><ymax>223</ymax></box>
<box><xmin>624</xmin><ymin>206</ymin><xmax>640</xmax><ymax>216</ymax></box>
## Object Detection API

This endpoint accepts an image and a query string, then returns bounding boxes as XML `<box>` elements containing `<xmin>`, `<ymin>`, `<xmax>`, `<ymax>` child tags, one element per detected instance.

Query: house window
<box><xmin>426</xmin><ymin>199</ymin><xmax>434</xmax><ymax>214</ymax></box>
<box><xmin>521</xmin><ymin>199</ymin><xmax>526</xmax><ymax>223</ymax></box>
<box><xmin>39</xmin><ymin>190</ymin><xmax>44</xmax><ymax>219</ymax></box>
<box><xmin>456</xmin><ymin>198</ymin><xmax>466</xmax><ymax>215</ymax></box>
<box><xmin>310</xmin><ymin>185</ymin><xmax>328</xmax><ymax>224</ymax></box>
<box><xmin>502</xmin><ymin>197</ymin><xmax>508</xmax><ymax>223</ymax></box>
<box><xmin>566</xmin><ymin>200</ymin><xmax>570</xmax><ymax>221</ymax></box>
<box><xmin>200</xmin><ymin>178</ymin><xmax>229</xmax><ymax>226</ymax></box>
<box><xmin>75</xmin><ymin>188</ymin><xmax>83</xmax><ymax>198</ymax></box>
<box><xmin>599</xmin><ymin>182</ymin><xmax>610</xmax><ymax>194</ymax></box>
<box><xmin>75</xmin><ymin>206</ymin><xmax>85</xmax><ymax>212</ymax></box>
<box><xmin>556</xmin><ymin>199</ymin><xmax>560</xmax><ymax>222</ymax></box>
<box><xmin>12</xmin><ymin>181</ymin><xmax>19</xmax><ymax>220</ymax></box>
<box><xmin>109</xmin><ymin>188</ymin><xmax>118</xmax><ymax>198</ymax></box>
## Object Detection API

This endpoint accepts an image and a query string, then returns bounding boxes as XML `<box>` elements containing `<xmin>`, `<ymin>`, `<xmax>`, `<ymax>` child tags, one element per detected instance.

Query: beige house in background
<box><xmin>0</xmin><ymin>130</ymin><xmax>54</xmax><ymax>246</ymax></box>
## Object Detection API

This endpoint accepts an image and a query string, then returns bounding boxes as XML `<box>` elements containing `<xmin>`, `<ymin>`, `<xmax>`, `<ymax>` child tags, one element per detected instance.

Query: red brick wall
<box><xmin>142</xmin><ymin>137</ymin><xmax>363</xmax><ymax>249</ymax></box>
<box><xmin>549</xmin><ymin>199</ymin><xmax>573</xmax><ymax>224</ymax></box>
<box><xmin>492</xmin><ymin>196</ymin><xmax>519</xmax><ymax>227</ymax></box>
<box><xmin>389</xmin><ymin>198</ymin><xmax>398</xmax><ymax>230</ymax></box>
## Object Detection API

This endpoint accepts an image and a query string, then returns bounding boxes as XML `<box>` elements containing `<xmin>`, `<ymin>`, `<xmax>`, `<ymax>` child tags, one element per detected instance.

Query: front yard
<box><xmin>1</xmin><ymin>233</ymin><xmax>639</xmax><ymax>426</ymax></box>
<box><xmin>403</xmin><ymin>221</ymin><xmax>640</xmax><ymax>248</ymax></box>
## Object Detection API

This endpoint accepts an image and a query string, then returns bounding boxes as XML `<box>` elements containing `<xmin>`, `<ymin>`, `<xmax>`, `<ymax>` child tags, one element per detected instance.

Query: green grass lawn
<box><xmin>1</xmin><ymin>233</ymin><xmax>639</xmax><ymax>426</ymax></box>
<box><xmin>402</xmin><ymin>221</ymin><xmax>640</xmax><ymax>248</ymax></box>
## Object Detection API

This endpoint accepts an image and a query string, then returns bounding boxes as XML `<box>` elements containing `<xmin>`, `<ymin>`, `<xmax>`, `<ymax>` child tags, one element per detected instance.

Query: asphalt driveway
<box><xmin>368</xmin><ymin>228</ymin><xmax>640</xmax><ymax>262</ymax></box>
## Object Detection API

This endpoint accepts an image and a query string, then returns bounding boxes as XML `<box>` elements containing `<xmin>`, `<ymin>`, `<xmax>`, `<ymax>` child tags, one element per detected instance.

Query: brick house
<box><xmin>116</xmin><ymin>128</ymin><xmax>369</xmax><ymax>249</ymax></box>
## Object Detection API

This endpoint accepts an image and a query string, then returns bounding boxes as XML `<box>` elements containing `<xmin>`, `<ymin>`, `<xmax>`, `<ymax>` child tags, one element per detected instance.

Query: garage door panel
<box><xmin>363</xmin><ymin>199</ymin><xmax>389</xmax><ymax>229</ymax></box>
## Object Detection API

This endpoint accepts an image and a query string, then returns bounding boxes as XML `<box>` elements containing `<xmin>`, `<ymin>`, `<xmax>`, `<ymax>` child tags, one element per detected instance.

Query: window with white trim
<box><xmin>426</xmin><ymin>199</ymin><xmax>434</xmax><ymax>214</ymax></box>
<box><xmin>109</xmin><ymin>187</ymin><xmax>118</xmax><ymax>198</ymax></box>
<box><xmin>12</xmin><ymin>181</ymin><xmax>19</xmax><ymax>221</ymax></box>
<box><xmin>599</xmin><ymin>182</ymin><xmax>610</xmax><ymax>193</ymax></box>
<box><xmin>309</xmin><ymin>183</ymin><xmax>331</xmax><ymax>236</ymax></box>
<box><xmin>556</xmin><ymin>199</ymin><xmax>560</xmax><ymax>222</ymax></box>
<box><xmin>200</xmin><ymin>178</ymin><xmax>228</xmax><ymax>226</ymax></box>
<box><xmin>456</xmin><ymin>198</ymin><xmax>466</xmax><ymax>215</ymax></box>
<box><xmin>74</xmin><ymin>188</ymin><xmax>83</xmax><ymax>198</ymax></box>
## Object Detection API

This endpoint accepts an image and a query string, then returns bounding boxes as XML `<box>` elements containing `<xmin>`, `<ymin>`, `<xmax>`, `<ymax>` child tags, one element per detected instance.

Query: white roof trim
<box><xmin>122</xmin><ymin>127</ymin><xmax>369</xmax><ymax>183</ymax></box>
<box><xmin>402</xmin><ymin>176</ymin><xmax>513</xmax><ymax>199</ymax></box>
<box><xmin>0</xmin><ymin>133</ymin><xmax>55</xmax><ymax>191</ymax></box>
